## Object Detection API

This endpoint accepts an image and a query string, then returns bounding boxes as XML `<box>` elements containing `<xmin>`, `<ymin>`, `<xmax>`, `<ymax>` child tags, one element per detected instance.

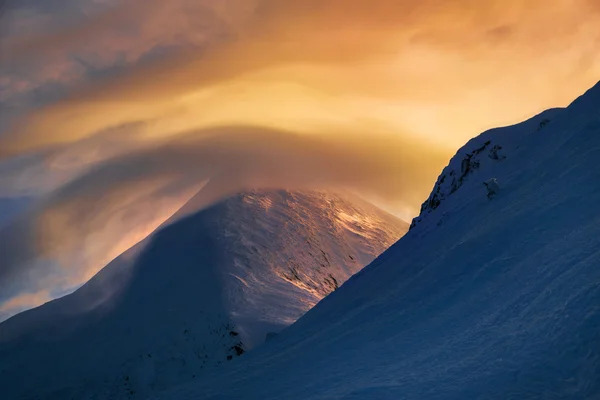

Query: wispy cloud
<box><xmin>0</xmin><ymin>289</ymin><xmax>51</xmax><ymax>322</ymax></box>
<box><xmin>0</xmin><ymin>125</ymin><xmax>448</xmax><ymax>295</ymax></box>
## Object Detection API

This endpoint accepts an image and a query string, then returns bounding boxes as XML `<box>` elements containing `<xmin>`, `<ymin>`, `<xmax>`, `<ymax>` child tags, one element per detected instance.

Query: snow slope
<box><xmin>157</xmin><ymin>81</ymin><xmax>600</xmax><ymax>400</ymax></box>
<box><xmin>0</xmin><ymin>189</ymin><xmax>406</xmax><ymax>400</ymax></box>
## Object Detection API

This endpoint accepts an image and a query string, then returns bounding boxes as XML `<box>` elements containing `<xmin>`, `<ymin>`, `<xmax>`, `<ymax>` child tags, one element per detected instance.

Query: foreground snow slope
<box><xmin>0</xmin><ymin>190</ymin><xmax>406</xmax><ymax>400</ymax></box>
<box><xmin>158</xmin><ymin>82</ymin><xmax>600</xmax><ymax>400</ymax></box>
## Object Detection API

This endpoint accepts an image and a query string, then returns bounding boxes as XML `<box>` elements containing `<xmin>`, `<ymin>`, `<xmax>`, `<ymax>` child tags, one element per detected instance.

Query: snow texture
<box><xmin>0</xmin><ymin>190</ymin><xmax>406</xmax><ymax>400</ymax></box>
<box><xmin>156</xmin><ymin>81</ymin><xmax>600</xmax><ymax>400</ymax></box>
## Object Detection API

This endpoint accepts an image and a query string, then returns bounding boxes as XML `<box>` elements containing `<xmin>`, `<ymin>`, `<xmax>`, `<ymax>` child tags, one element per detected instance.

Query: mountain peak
<box><xmin>411</xmin><ymin>79</ymin><xmax>600</xmax><ymax>231</ymax></box>
<box><xmin>567</xmin><ymin>79</ymin><xmax>600</xmax><ymax>111</ymax></box>
<box><xmin>0</xmin><ymin>189</ymin><xmax>407</xmax><ymax>400</ymax></box>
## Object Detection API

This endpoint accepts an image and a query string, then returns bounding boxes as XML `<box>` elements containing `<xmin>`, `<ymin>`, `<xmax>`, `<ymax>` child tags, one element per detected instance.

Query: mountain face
<box><xmin>0</xmin><ymin>189</ymin><xmax>407</xmax><ymax>400</ymax></box>
<box><xmin>156</xmin><ymin>82</ymin><xmax>600</xmax><ymax>400</ymax></box>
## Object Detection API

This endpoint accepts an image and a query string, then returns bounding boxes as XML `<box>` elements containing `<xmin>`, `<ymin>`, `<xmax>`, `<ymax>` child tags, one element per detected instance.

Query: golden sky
<box><xmin>0</xmin><ymin>0</ymin><xmax>599</xmax><ymax>319</ymax></box>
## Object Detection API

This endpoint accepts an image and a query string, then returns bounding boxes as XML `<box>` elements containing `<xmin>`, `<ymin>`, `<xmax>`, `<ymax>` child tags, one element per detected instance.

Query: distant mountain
<box><xmin>0</xmin><ymin>189</ymin><xmax>407</xmax><ymax>400</ymax></box>
<box><xmin>156</xmin><ymin>82</ymin><xmax>600</xmax><ymax>400</ymax></box>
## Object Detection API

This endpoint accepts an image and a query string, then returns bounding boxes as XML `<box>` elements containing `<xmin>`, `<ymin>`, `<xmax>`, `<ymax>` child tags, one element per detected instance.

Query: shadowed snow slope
<box><xmin>0</xmin><ymin>190</ymin><xmax>406</xmax><ymax>400</ymax></box>
<box><xmin>156</xmin><ymin>82</ymin><xmax>600</xmax><ymax>400</ymax></box>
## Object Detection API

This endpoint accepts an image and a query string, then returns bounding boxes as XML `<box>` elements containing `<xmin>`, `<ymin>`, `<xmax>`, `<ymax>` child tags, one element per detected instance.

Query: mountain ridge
<box><xmin>0</xmin><ymin>189</ymin><xmax>407</xmax><ymax>399</ymax></box>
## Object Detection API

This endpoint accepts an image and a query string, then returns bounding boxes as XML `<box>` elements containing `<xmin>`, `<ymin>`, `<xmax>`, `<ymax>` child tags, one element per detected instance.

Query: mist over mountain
<box><xmin>0</xmin><ymin>189</ymin><xmax>407</xmax><ymax>400</ymax></box>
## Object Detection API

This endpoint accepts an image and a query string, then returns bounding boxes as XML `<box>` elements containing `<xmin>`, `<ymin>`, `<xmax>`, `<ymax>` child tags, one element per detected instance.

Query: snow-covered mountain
<box><xmin>0</xmin><ymin>189</ymin><xmax>407</xmax><ymax>400</ymax></box>
<box><xmin>156</xmin><ymin>82</ymin><xmax>600</xmax><ymax>400</ymax></box>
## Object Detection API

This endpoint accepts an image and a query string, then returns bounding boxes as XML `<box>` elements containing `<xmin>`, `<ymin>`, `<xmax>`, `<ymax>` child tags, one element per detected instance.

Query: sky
<box><xmin>0</xmin><ymin>0</ymin><xmax>599</xmax><ymax>320</ymax></box>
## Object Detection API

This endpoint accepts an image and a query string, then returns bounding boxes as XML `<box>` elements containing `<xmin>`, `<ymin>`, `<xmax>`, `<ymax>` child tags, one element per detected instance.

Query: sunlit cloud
<box><xmin>0</xmin><ymin>126</ymin><xmax>448</xmax><ymax>296</ymax></box>
<box><xmin>1</xmin><ymin>0</ymin><xmax>598</xmax><ymax>158</ymax></box>
<box><xmin>0</xmin><ymin>0</ymin><xmax>599</xmax><ymax>318</ymax></box>
<box><xmin>0</xmin><ymin>289</ymin><xmax>52</xmax><ymax>322</ymax></box>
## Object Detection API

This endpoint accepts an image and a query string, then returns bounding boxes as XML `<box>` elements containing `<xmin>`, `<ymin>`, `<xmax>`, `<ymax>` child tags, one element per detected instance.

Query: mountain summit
<box><xmin>0</xmin><ymin>189</ymin><xmax>407</xmax><ymax>399</ymax></box>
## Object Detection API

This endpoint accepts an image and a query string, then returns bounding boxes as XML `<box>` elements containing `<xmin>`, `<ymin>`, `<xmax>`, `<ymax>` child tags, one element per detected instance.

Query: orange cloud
<box><xmin>0</xmin><ymin>290</ymin><xmax>52</xmax><ymax>321</ymax></box>
<box><xmin>2</xmin><ymin>0</ymin><xmax>599</xmax><ymax>155</ymax></box>
<box><xmin>2</xmin><ymin>0</ymin><xmax>253</xmax><ymax>60</ymax></box>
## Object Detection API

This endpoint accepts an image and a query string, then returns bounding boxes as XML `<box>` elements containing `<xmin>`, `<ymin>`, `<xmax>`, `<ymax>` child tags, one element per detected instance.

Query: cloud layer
<box><xmin>4</xmin><ymin>0</ymin><xmax>600</xmax><ymax>151</ymax></box>
<box><xmin>0</xmin><ymin>126</ymin><xmax>449</xmax><ymax>297</ymax></box>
